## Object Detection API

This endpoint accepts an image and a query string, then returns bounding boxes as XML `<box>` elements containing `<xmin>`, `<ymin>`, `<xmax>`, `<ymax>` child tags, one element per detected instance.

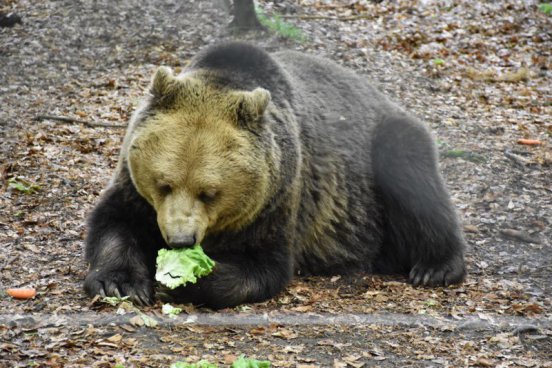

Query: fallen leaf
<box><xmin>272</xmin><ymin>328</ymin><xmax>298</xmax><ymax>340</ymax></box>
<box><xmin>474</xmin><ymin>357</ymin><xmax>495</xmax><ymax>367</ymax></box>
<box><xmin>106</xmin><ymin>334</ymin><xmax>122</xmax><ymax>344</ymax></box>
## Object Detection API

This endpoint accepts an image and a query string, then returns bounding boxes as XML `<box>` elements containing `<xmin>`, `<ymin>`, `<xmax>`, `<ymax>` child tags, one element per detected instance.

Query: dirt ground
<box><xmin>0</xmin><ymin>0</ymin><xmax>551</xmax><ymax>367</ymax></box>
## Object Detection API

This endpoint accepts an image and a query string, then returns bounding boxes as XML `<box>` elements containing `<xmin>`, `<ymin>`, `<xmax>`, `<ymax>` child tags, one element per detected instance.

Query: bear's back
<box><xmin>272</xmin><ymin>50</ymin><xmax>401</xmax><ymax>131</ymax></box>
<box><xmin>187</xmin><ymin>43</ymin><xmax>402</xmax><ymax>137</ymax></box>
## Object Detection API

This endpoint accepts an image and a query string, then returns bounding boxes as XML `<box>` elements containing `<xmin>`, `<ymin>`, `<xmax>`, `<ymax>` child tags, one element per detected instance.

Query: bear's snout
<box><xmin>167</xmin><ymin>233</ymin><xmax>197</xmax><ymax>249</ymax></box>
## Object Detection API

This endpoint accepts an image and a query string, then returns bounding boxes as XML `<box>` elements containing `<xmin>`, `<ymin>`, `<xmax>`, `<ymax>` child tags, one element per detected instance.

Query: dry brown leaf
<box><xmin>129</xmin><ymin>315</ymin><xmax>144</xmax><ymax>327</ymax></box>
<box><xmin>292</xmin><ymin>305</ymin><xmax>313</xmax><ymax>312</ymax></box>
<box><xmin>249</xmin><ymin>326</ymin><xmax>266</xmax><ymax>335</ymax></box>
<box><xmin>272</xmin><ymin>328</ymin><xmax>298</xmax><ymax>340</ymax></box>
<box><xmin>474</xmin><ymin>357</ymin><xmax>495</xmax><ymax>367</ymax></box>
<box><xmin>224</xmin><ymin>355</ymin><xmax>237</xmax><ymax>365</ymax></box>
<box><xmin>343</xmin><ymin>354</ymin><xmax>364</xmax><ymax>368</ymax></box>
<box><xmin>106</xmin><ymin>334</ymin><xmax>122</xmax><ymax>344</ymax></box>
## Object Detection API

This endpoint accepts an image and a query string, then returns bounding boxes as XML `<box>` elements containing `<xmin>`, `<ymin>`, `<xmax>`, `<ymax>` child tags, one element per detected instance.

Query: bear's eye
<box><xmin>198</xmin><ymin>189</ymin><xmax>218</xmax><ymax>204</ymax></box>
<box><xmin>158</xmin><ymin>184</ymin><xmax>172</xmax><ymax>196</ymax></box>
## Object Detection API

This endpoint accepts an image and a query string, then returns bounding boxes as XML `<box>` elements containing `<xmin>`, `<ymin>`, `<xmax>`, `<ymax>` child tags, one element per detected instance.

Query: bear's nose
<box><xmin>168</xmin><ymin>234</ymin><xmax>197</xmax><ymax>249</ymax></box>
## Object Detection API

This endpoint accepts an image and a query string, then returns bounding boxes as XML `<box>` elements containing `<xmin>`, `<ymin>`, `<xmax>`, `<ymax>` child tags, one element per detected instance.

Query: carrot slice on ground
<box><xmin>6</xmin><ymin>288</ymin><xmax>37</xmax><ymax>299</ymax></box>
<box><xmin>517</xmin><ymin>139</ymin><xmax>542</xmax><ymax>146</ymax></box>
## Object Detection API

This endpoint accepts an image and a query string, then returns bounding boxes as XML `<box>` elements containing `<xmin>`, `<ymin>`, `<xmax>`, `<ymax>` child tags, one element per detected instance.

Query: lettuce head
<box><xmin>231</xmin><ymin>356</ymin><xmax>271</xmax><ymax>368</ymax></box>
<box><xmin>170</xmin><ymin>361</ymin><xmax>217</xmax><ymax>368</ymax></box>
<box><xmin>155</xmin><ymin>244</ymin><xmax>215</xmax><ymax>289</ymax></box>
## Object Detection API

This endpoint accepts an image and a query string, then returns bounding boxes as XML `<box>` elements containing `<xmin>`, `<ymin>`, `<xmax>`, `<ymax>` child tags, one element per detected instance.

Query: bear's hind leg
<box><xmin>372</xmin><ymin>115</ymin><xmax>466</xmax><ymax>286</ymax></box>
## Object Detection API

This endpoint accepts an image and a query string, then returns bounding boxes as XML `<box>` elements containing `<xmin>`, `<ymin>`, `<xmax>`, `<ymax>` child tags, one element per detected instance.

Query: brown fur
<box><xmin>84</xmin><ymin>42</ymin><xmax>466</xmax><ymax>308</ymax></box>
<box><xmin>128</xmin><ymin>71</ymin><xmax>277</xmax><ymax>245</ymax></box>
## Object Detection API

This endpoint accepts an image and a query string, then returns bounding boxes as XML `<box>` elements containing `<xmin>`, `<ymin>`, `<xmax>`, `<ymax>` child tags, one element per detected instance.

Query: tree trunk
<box><xmin>230</xmin><ymin>0</ymin><xmax>264</xmax><ymax>30</ymax></box>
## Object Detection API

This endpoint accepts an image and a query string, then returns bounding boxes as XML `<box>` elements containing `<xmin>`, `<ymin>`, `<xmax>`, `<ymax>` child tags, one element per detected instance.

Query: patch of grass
<box><xmin>442</xmin><ymin>149</ymin><xmax>487</xmax><ymax>164</ymax></box>
<box><xmin>424</xmin><ymin>299</ymin><xmax>439</xmax><ymax>308</ymax></box>
<box><xmin>432</xmin><ymin>58</ymin><xmax>445</xmax><ymax>66</ymax></box>
<box><xmin>538</xmin><ymin>3</ymin><xmax>552</xmax><ymax>14</ymax></box>
<box><xmin>7</xmin><ymin>177</ymin><xmax>40</xmax><ymax>194</ymax></box>
<box><xmin>255</xmin><ymin>8</ymin><xmax>306</xmax><ymax>42</ymax></box>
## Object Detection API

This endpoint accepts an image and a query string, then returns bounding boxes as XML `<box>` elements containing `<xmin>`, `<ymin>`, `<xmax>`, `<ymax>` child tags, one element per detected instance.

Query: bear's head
<box><xmin>127</xmin><ymin>67</ymin><xmax>276</xmax><ymax>248</ymax></box>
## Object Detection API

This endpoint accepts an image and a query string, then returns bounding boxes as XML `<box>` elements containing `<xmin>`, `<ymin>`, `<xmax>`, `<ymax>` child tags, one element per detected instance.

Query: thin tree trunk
<box><xmin>230</xmin><ymin>0</ymin><xmax>264</xmax><ymax>30</ymax></box>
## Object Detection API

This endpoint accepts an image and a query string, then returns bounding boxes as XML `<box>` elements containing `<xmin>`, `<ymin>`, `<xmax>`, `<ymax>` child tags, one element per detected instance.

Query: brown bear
<box><xmin>84</xmin><ymin>42</ymin><xmax>466</xmax><ymax>308</ymax></box>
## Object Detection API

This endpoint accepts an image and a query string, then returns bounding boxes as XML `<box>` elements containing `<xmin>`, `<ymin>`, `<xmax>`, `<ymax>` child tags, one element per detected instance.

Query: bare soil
<box><xmin>0</xmin><ymin>0</ymin><xmax>550</xmax><ymax>367</ymax></box>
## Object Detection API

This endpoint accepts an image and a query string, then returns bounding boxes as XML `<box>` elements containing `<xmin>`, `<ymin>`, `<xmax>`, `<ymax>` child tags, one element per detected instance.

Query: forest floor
<box><xmin>0</xmin><ymin>0</ymin><xmax>551</xmax><ymax>367</ymax></box>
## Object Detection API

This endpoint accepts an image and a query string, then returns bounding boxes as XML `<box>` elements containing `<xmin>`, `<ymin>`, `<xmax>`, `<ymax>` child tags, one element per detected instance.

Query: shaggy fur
<box><xmin>84</xmin><ymin>42</ymin><xmax>466</xmax><ymax>308</ymax></box>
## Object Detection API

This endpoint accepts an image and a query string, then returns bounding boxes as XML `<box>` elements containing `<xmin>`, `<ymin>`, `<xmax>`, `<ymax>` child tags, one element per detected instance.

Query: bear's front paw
<box><xmin>409</xmin><ymin>254</ymin><xmax>466</xmax><ymax>287</ymax></box>
<box><xmin>84</xmin><ymin>268</ymin><xmax>154</xmax><ymax>306</ymax></box>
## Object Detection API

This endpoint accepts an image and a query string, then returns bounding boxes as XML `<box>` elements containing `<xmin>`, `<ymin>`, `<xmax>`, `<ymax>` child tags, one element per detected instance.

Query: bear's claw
<box><xmin>84</xmin><ymin>269</ymin><xmax>154</xmax><ymax>306</ymax></box>
<box><xmin>409</xmin><ymin>255</ymin><xmax>466</xmax><ymax>287</ymax></box>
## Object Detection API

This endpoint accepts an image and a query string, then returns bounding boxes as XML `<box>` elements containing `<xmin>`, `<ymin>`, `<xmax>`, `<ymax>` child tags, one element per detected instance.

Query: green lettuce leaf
<box><xmin>155</xmin><ymin>244</ymin><xmax>215</xmax><ymax>289</ymax></box>
<box><xmin>162</xmin><ymin>303</ymin><xmax>183</xmax><ymax>316</ymax></box>
<box><xmin>231</xmin><ymin>356</ymin><xmax>271</xmax><ymax>368</ymax></box>
<box><xmin>170</xmin><ymin>361</ymin><xmax>218</xmax><ymax>368</ymax></box>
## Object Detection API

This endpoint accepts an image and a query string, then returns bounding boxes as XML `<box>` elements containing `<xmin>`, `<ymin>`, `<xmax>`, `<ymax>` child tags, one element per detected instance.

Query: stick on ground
<box><xmin>35</xmin><ymin>115</ymin><xmax>126</xmax><ymax>129</ymax></box>
<box><xmin>280</xmin><ymin>14</ymin><xmax>373</xmax><ymax>21</ymax></box>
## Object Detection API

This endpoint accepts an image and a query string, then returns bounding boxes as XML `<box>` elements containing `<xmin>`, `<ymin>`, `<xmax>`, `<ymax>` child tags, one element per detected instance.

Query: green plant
<box><xmin>8</xmin><ymin>177</ymin><xmax>40</xmax><ymax>194</ymax></box>
<box><xmin>255</xmin><ymin>8</ymin><xmax>306</xmax><ymax>41</ymax></box>
<box><xmin>538</xmin><ymin>3</ymin><xmax>552</xmax><ymax>14</ymax></box>
<box><xmin>424</xmin><ymin>299</ymin><xmax>439</xmax><ymax>307</ymax></box>
<box><xmin>442</xmin><ymin>149</ymin><xmax>487</xmax><ymax>164</ymax></box>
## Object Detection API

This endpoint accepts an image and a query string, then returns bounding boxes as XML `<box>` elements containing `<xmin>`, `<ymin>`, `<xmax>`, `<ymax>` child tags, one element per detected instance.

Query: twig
<box><xmin>504</xmin><ymin>149</ymin><xmax>531</xmax><ymax>167</ymax></box>
<box><xmin>500</xmin><ymin>229</ymin><xmax>541</xmax><ymax>244</ymax></box>
<box><xmin>280</xmin><ymin>14</ymin><xmax>373</xmax><ymax>21</ymax></box>
<box><xmin>534</xmin><ymin>263</ymin><xmax>552</xmax><ymax>271</ymax></box>
<box><xmin>0</xmin><ymin>255</ymin><xmax>19</xmax><ymax>272</ymax></box>
<box><xmin>35</xmin><ymin>115</ymin><xmax>126</xmax><ymax>129</ymax></box>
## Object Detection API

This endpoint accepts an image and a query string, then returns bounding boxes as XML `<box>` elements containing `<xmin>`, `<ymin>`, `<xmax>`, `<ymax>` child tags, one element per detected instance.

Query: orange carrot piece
<box><xmin>6</xmin><ymin>288</ymin><xmax>37</xmax><ymax>299</ymax></box>
<box><xmin>517</xmin><ymin>139</ymin><xmax>542</xmax><ymax>146</ymax></box>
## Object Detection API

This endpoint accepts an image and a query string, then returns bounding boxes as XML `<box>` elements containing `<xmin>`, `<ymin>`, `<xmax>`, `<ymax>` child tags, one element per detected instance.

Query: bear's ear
<box><xmin>149</xmin><ymin>66</ymin><xmax>176</xmax><ymax>99</ymax></box>
<box><xmin>233</xmin><ymin>88</ymin><xmax>271</xmax><ymax>125</ymax></box>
